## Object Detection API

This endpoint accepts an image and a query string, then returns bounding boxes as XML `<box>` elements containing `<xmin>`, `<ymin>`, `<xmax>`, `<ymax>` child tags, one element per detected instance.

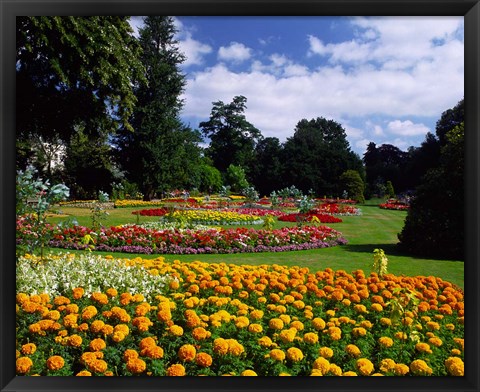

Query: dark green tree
<box><xmin>114</xmin><ymin>16</ymin><xmax>202</xmax><ymax>200</ymax></box>
<box><xmin>250</xmin><ymin>137</ymin><xmax>283</xmax><ymax>196</ymax></box>
<box><xmin>16</xmin><ymin>17</ymin><xmax>145</xmax><ymax>177</ymax></box>
<box><xmin>225</xmin><ymin>164</ymin><xmax>249</xmax><ymax>193</ymax></box>
<box><xmin>339</xmin><ymin>170</ymin><xmax>365</xmax><ymax>203</ymax></box>
<box><xmin>282</xmin><ymin>117</ymin><xmax>363</xmax><ymax>196</ymax></box>
<box><xmin>200</xmin><ymin>96</ymin><xmax>263</xmax><ymax>175</ymax></box>
<box><xmin>398</xmin><ymin>121</ymin><xmax>464</xmax><ymax>260</ymax></box>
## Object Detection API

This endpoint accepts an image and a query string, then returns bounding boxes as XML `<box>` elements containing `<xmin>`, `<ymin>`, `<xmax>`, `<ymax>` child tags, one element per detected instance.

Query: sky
<box><xmin>129</xmin><ymin>16</ymin><xmax>464</xmax><ymax>156</ymax></box>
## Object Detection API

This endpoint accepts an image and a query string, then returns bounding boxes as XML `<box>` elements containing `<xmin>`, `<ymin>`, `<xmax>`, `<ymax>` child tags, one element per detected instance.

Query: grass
<box><xmin>45</xmin><ymin>200</ymin><xmax>464</xmax><ymax>289</ymax></box>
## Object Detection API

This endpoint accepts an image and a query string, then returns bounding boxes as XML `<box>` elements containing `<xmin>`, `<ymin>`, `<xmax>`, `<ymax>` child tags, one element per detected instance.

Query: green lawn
<box><xmin>46</xmin><ymin>201</ymin><xmax>464</xmax><ymax>289</ymax></box>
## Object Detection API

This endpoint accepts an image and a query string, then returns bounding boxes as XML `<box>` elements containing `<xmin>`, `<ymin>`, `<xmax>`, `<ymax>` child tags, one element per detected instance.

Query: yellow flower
<box><xmin>227</xmin><ymin>339</ymin><xmax>245</xmax><ymax>356</ymax></box>
<box><xmin>410</xmin><ymin>359</ymin><xmax>433</xmax><ymax>375</ymax></box>
<box><xmin>141</xmin><ymin>345</ymin><xmax>164</xmax><ymax>359</ymax></box>
<box><xmin>168</xmin><ymin>325</ymin><xmax>184</xmax><ymax>337</ymax></box>
<box><xmin>428</xmin><ymin>337</ymin><xmax>443</xmax><ymax>347</ymax></box>
<box><xmin>235</xmin><ymin>316</ymin><xmax>250</xmax><ymax>329</ymax></box>
<box><xmin>250</xmin><ymin>309</ymin><xmax>264</xmax><ymax>320</ymax></box>
<box><xmin>352</xmin><ymin>327</ymin><xmax>367</xmax><ymax>337</ymax></box>
<box><xmin>279</xmin><ymin>328</ymin><xmax>297</xmax><ymax>343</ymax></box>
<box><xmin>268</xmin><ymin>318</ymin><xmax>284</xmax><ymax>330</ymax></box>
<box><xmin>356</xmin><ymin>358</ymin><xmax>375</xmax><ymax>376</ymax></box>
<box><xmin>68</xmin><ymin>334</ymin><xmax>83</xmax><ymax>347</ymax></box>
<box><xmin>46</xmin><ymin>355</ymin><xmax>65</xmax><ymax>371</ymax></box>
<box><xmin>445</xmin><ymin>357</ymin><xmax>464</xmax><ymax>376</ymax></box>
<box><xmin>123</xmin><ymin>349</ymin><xmax>139</xmax><ymax>362</ymax></box>
<box><xmin>286</xmin><ymin>347</ymin><xmax>304</xmax><ymax>362</ymax></box>
<box><xmin>112</xmin><ymin>331</ymin><xmax>126</xmax><ymax>343</ymax></box>
<box><xmin>178</xmin><ymin>344</ymin><xmax>196</xmax><ymax>362</ymax></box>
<box><xmin>258</xmin><ymin>336</ymin><xmax>273</xmax><ymax>347</ymax></box>
<box><xmin>88</xmin><ymin>359</ymin><xmax>108</xmax><ymax>374</ymax></box>
<box><xmin>328</xmin><ymin>364</ymin><xmax>343</xmax><ymax>376</ymax></box>
<box><xmin>393</xmin><ymin>363</ymin><xmax>409</xmax><ymax>376</ymax></box>
<box><xmin>269</xmin><ymin>349</ymin><xmax>286</xmax><ymax>361</ymax></box>
<box><xmin>89</xmin><ymin>338</ymin><xmax>106</xmax><ymax>352</ymax></box>
<box><xmin>90</xmin><ymin>320</ymin><xmax>105</xmax><ymax>334</ymax></box>
<box><xmin>290</xmin><ymin>320</ymin><xmax>304</xmax><ymax>331</ymax></box>
<box><xmin>213</xmin><ymin>338</ymin><xmax>230</xmax><ymax>355</ymax></box>
<box><xmin>303</xmin><ymin>332</ymin><xmax>319</xmax><ymax>344</ymax></box>
<box><xmin>379</xmin><ymin>358</ymin><xmax>396</xmax><ymax>373</ymax></box>
<box><xmin>16</xmin><ymin>357</ymin><xmax>33</xmax><ymax>374</ymax></box>
<box><xmin>312</xmin><ymin>357</ymin><xmax>330</xmax><ymax>375</ymax></box>
<box><xmin>415</xmin><ymin>342</ymin><xmax>433</xmax><ymax>354</ymax></box>
<box><xmin>346</xmin><ymin>344</ymin><xmax>361</xmax><ymax>358</ymax></box>
<box><xmin>76</xmin><ymin>370</ymin><xmax>92</xmax><ymax>376</ymax></box>
<box><xmin>327</xmin><ymin>326</ymin><xmax>342</xmax><ymax>340</ymax></box>
<box><xmin>343</xmin><ymin>371</ymin><xmax>358</xmax><ymax>376</ymax></box>
<box><xmin>319</xmin><ymin>347</ymin><xmax>334</xmax><ymax>359</ymax></box>
<box><xmin>166</xmin><ymin>363</ymin><xmax>186</xmax><ymax>376</ymax></box>
<box><xmin>312</xmin><ymin>317</ymin><xmax>326</xmax><ymax>330</ymax></box>
<box><xmin>241</xmin><ymin>369</ymin><xmax>258</xmax><ymax>376</ymax></box>
<box><xmin>248</xmin><ymin>323</ymin><xmax>263</xmax><ymax>334</ymax></box>
<box><xmin>378</xmin><ymin>337</ymin><xmax>394</xmax><ymax>348</ymax></box>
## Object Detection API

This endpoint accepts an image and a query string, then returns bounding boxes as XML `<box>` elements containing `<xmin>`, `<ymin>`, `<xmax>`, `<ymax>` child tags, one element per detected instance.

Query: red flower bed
<box><xmin>379</xmin><ymin>203</ymin><xmax>409</xmax><ymax>211</ymax></box>
<box><xmin>132</xmin><ymin>208</ymin><xmax>168</xmax><ymax>216</ymax></box>
<box><xmin>278</xmin><ymin>212</ymin><xmax>343</xmax><ymax>223</ymax></box>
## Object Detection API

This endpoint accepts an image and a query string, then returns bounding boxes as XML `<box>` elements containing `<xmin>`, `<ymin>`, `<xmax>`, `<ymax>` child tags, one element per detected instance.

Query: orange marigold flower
<box><xmin>356</xmin><ymin>358</ymin><xmax>374</xmax><ymax>376</ymax></box>
<box><xmin>168</xmin><ymin>325</ymin><xmax>184</xmax><ymax>337</ymax></box>
<box><xmin>227</xmin><ymin>339</ymin><xmax>245</xmax><ymax>356</ymax></box>
<box><xmin>258</xmin><ymin>336</ymin><xmax>273</xmax><ymax>348</ymax></box>
<box><xmin>352</xmin><ymin>327</ymin><xmax>367</xmax><ymax>337</ymax></box>
<box><xmin>89</xmin><ymin>338</ymin><xmax>106</xmax><ymax>352</ymax></box>
<box><xmin>279</xmin><ymin>328</ymin><xmax>297</xmax><ymax>343</ymax></box>
<box><xmin>90</xmin><ymin>320</ymin><xmax>105</xmax><ymax>334</ymax></box>
<box><xmin>81</xmin><ymin>352</ymin><xmax>97</xmax><ymax>366</ymax></box>
<box><xmin>415</xmin><ymin>343</ymin><xmax>433</xmax><ymax>354</ymax></box>
<box><xmin>178</xmin><ymin>344</ymin><xmax>196</xmax><ymax>362</ymax></box>
<box><xmin>379</xmin><ymin>358</ymin><xmax>396</xmax><ymax>372</ymax></box>
<box><xmin>76</xmin><ymin>370</ymin><xmax>92</xmax><ymax>376</ymax></box>
<box><xmin>72</xmin><ymin>288</ymin><xmax>84</xmax><ymax>300</ymax></box>
<box><xmin>428</xmin><ymin>337</ymin><xmax>443</xmax><ymax>347</ymax></box>
<box><xmin>312</xmin><ymin>357</ymin><xmax>330</xmax><ymax>374</ymax></box>
<box><xmin>141</xmin><ymin>345</ymin><xmax>164</xmax><ymax>359</ymax></box>
<box><xmin>234</xmin><ymin>316</ymin><xmax>250</xmax><ymax>329</ymax></box>
<box><xmin>327</xmin><ymin>326</ymin><xmax>342</xmax><ymax>341</ymax></box>
<box><xmin>16</xmin><ymin>357</ymin><xmax>33</xmax><ymax>374</ymax></box>
<box><xmin>248</xmin><ymin>323</ymin><xmax>263</xmax><ymax>334</ymax></box>
<box><xmin>68</xmin><ymin>334</ymin><xmax>83</xmax><ymax>347</ymax></box>
<box><xmin>343</xmin><ymin>371</ymin><xmax>358</xmax><ymax>376</ymax></box>
<box><xmin>410</xmin><ymin>359</ymin><xmax>433</xmax><ymax>375</ymax></box>
<box><xmin>106</xmin><ymin>288</ymin><xmax>118</xmax><ymax>297</ymax></box>
<box><xmin>319</xmin><ymin>347</ymin><xmax>334</xmax><ymax>359</ymax></box>
<box><xmin>241</xmin><ymin>369</ymin><xmax>258</xmax><ymax>376</ymax></box>
<box><xmin>166</xmin><ymin>363</ymin><xmax>186</xmax><ymax>376</ymax></box>
<box><xmin>123</xmin><ymin>349</ymin><xmax>139</xmax><ymax>362</ymax></box>
<box><xmin>126</xmin><ymin>358</ymin><xmax>146</xmax><ymax>374</ymax></box>
<box><xmin>139</xmin><ymin>337</ymin><xmax>156</xmax><ymax>350</ymax></box>
<box><xmin>88</xmin><ymin>359</ymin><xmax>108</xmax><ymax>374</ymax></box>
<box><xmin>268</xmin><ymin>318</ymin><xmax>284</xmax><ymax>330</ymax></box>
<box><xmin>91</xmin><ymin>292</ymin><xmax>109</xmax><ymax>305</ymax></box>
<box><xmin>213</xmin><ymin>338</ymin><xmax>230</xmax><ymax>355</ymax></box>
<box><xmin>81</xmin><ymin>305</ymin><xmax>98</xmax><ymax>320</ymax></box>
<box><xmin>393</xmin><ymin>363</ymin><xmax>409</xmax><ymax>375</ymax></box>
<box><xmin>46</xmin><ymin>355</ymin><xmax>65</xmax><ymax>371</ymax></box>
<box><xmin>21</xmin><ymin>343</ymin><xmax>37</xmax><ymax>355</ymax></box>
<box><xmin>312</xmin><ymin>318</ymin><xmax>326</xmax><ymax>330</ymax></box>
<box><xmin>303</xmin><ymin>332</ymin><xmax>319</xmax><ymax>344</ymax></box>
<box><xmin>195</xmin><ymin>352</ymin><xmax>213</xmax><ymax>368</ymax></box>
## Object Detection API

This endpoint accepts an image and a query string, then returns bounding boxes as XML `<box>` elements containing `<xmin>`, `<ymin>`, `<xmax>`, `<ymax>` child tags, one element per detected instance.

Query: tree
<box><xmin>250</xmin><ymin>137</ymin><xmax>283</xmax><ymax>196</ymax></box>
<box><xmin>282</xmin><ymin>117</ymin><xmax>363</xmax><ymax>196</ymax></box>
<box><xmin>398</xmin><ymin>119</ymin><xmax>464</xmax><ymax>260</ymax></box>
<box><xmin>16</xmin><ymin>17</ymin><xmax>145</xmax><ymax>177</ymax></box>
<box><xmin>200</xmin><ymin>96</ymin><xmax>263</xmax><ymax>175</ymax></box>
<box><xmin>114</xmin><ymin>16</ymin><xmax>202</xmax><ymax>200</ymax></box>
<box><xmin>339</xmin><ymin>170</ymin><xmax>365</xmax><ymax>203</ymax></box>
<box><xmin>225</xmin><ymin>164</ymin><xmax>249</xmax><ymax>193</ymax></box>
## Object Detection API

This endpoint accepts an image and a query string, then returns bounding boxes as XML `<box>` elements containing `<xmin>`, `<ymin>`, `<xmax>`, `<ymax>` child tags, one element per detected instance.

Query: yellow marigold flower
<box><xmin>168</xmin><ymin>325</ymin><xmax>184</xmax><ymax>337</ymax></box>
<box><xmin>135</xmin><ymin>303</ymin><xmax>151</xmax><ymax>317</ymax></box>
<box><xmin>445</xmin><ymin>357</ymin><xmax>464</xmax><ymax>376</ymax></box>
<box><xmin>88</xmin><ymin>359</ymin><xmax>108</xmax><ymax>373</ymax></box>
<box><xmin>279</xmin><ymin>314</ymin><xmax>291</xmax><ymax>325</ymax></box>
<box><xmin>169</xmin><ymin>280</ymin><xmax>180</xmax><ymax>290</ymax></box>
<box><xmin>81</xmin><ymin>305</ymin><xmax>98</xmax><ymax>320</ymax></box>
<box><xmin>451</xmin><ymin>348</ymin><xmax>462</xmax><ymax>356</ymax></box>
<box><xmin>343</xmin><ymin>371</ymin><xmax>358</xmax><ymax>376</ymax></box>
<box><xmin>354</xmin><ymin>304</ymin><xmax>368</xmax><ymax>314</ymax></box>
<box><xmin>241</xmin><ymin>369</ymin><xmax>258</xmax><ymax>376</ymax></box>
<box><xmin>106</xmin><ymin>288</ymin><xmax>118</xmax><ymax>297</ymax></box>
<box><xmin>426</xmin><ymin>321</ymin><xmax>440</xmax><ymax>331</ymax></box>
<box><xmin>378</xmin><ymin>337</ymin><xmax>394</xmax><ymax>348</ymax></box>
<box><xmin>21</xmin><ymin>343</ymin><xmax>37</xmax><ymax>355</ymax></box>
<box><xmin>279</xmin><ymin>328</ymin><xmax>297</xmax><ymax>343</ymax></box>
<box><xmin>126</xmin><ymin>358</ymin><xmax>146</xmax><ymax>374</ymax></box>
<box><xmin>114</xmin><ymin>324</ymin><xmax>130</xmax><ymax>336</ymax></box>
<box><xmin>68</xmin><ymin>334</ymin><xmax>83</xmax><ymax>347</ymax></box>
<box><xmin>394</xmin><ymin>331</ymin><xmax>408</xmax><ymax>340</ymax></box>
<box><xmin>359</xmin><ymin>320</ymin><xmax>373</xmax><ymax>329</ymax></box>
<box><xmin>268</xmin><ymin>318</ymin><xmax>284</xmax><ymax>330</ymax></box>
<box><xmin>379</xmin><ymin>358</ymin><xmax>396</xmax><ymax>373</ymax></box>
<box><xmin>227</xmin><ymin>339</ymin><xmax>245</xmax><ymax>356</ymax></box>
<box><xmin>292</xmin><ymin>300</ymin><xmax>305</xmax><ymax>310</ymax></box>
<box><xmin>328</xmin><ymin>363</ymin><xmax>342</xmax><ymax>376</ymax></box>
<box><xmin>248</xmin><ymin>323</ymin><xmax>263</xmax><ymax>334</ymax></box>
<box><xmin>445</xmin><ymin>323</ymin><xmax>455</xmax><ymax>331</ymax></box>
<box><xmin>346</xmin><ymin>344</ymin><xmax>361</xmax><ymax>357</ymax></box>
<box><xmin>415</xmin><ymin>342</ymin><xmax>433</xmax><ymax>354</ymax></box>
<box><xmin>235</xmin><ymin>316</ymin><xmax>250</xmax><ymax>329</ymax></box>
<box><xmin>250</xmin><ymin>309</ymin><xmax>264</xmax><ymax>320</ymax></box>
<box><xmin>258</xmin><ymin>336</ymin><xmax>273</xmax><ymax>348</ymax></box>
<box><xmin>428</xmin><ymin>337</ymin><xmax>443</xmax><ymax>347</ymax></box>
<box><xmin>72</xmin><ymin>287</ymin><xmax>84</xmax><ymax>299</ymax></box>
<box><xmin>16</xmin><ymin>293</ymin><xmax>29</xmax><ymax>305</ymax></box>
<box><xmin>101</xmin><ymin>324</ymin><xmax>114</xmax><ymax>336</ymax></box>
<box><xmin>313</xmin><ymin>357</ymin><xmax>330</xmax><ymax>374</ymax></box>
<box><xmin>319</xmin><ymin>347</ymin><xmax>334</xmax><ymax>359</ymax></box>
<box><xmin>213</xmin><ymin>338</ymin><xmax>230</xmax><ymax>355</ymax></box>
<box><xmin>178</xmin><ymin>344</ymin><xmax>197</xmax><ymax>362</ymax></box>
<box><xmin>410</xmin><ymin>359</ymin><xmax>433</xmax><ymax>375</ymax></box>
<box><xmin>352</xmin><ymin>327</ymin><xmax>367</xmax><ymax>337</ymax></box>
<box><xmin>45</xmin><ymin>310</ymin><xmax>61</xmax><ymax>321</ymax></box>
<box><xmin>380</xmin><ymin>317</ymin><xmax>392</xmax><ymax>326</ymax></box>
<box><xmin>46</xmin><ymin>355</ymin><xmax>65</xmax><ymax>371</ymax></box>
<box><xmin>16</xmin><ymin>357</ymin><xmax>33</xmax><ymax>374</ymax></box>
<box><xmin>303</xmin><ymin>332</ymin><xmax>319</xmax><ymax>344</ymax></box>
<box><xmin>65</xmin><ymin>304</ymin><xmax>79</xmax><ymax>314</ymax></box>
<box><xmin>195</xmin><ymin>352</ymin><xmax>213</xmax><ymax>368</ymax></box>
<box><xmin>312</xmin><ymin>318</ymin><xmax>326</xmax><ymax>330</ymax></box>
<box><xmin>290</xmin><ymin>320</ymin><xmax>304</xmax><ymax>331</ymax></box>
<box><xmin>139</xmin><ymin>337</ymin><xmax>156</xmax><ymax>350</ymax></box>
<box><xmin>269</xmin><ymin>349</ymin><xmax>286</xmax><ymax>361</ymax></box>
<box><xmin>166</xmin><ymin>363</ymin><xmax>186</xmax><ymax>376</ymax></box>
<box><xmin>123</xmin><ymin>349</ymin><xmax>139</xmax><ymax>362</ymax></box>
<box><xmin>81</xmin><ymin>352</ymin><xmax>97</xmax><ymax>366</ymax></box>
<box><xmin>112</xmin><ymin>331</ymin><xmax>125</xmax><ymax>343</ymax></box>
<box><xmin>393</xmin><ymin>363</ymin><xmax>409</xmax><ymax>375</ymax></box>
<box><xmin>286</xmin><ymin>347</ymin><xmax>304</xmax><ymax>362</ymax></box>
<box><xmin>356</xmin><ymin>358</ymin><xmax>374</xmax><ymax>376</ymax></box>
<box><xmin>76</xmin><ymin>370</ymin><xmax>92</xmax><ymax>376</ymax></box>
<box><xmin>371</xmin><ymin>303</ymin><xmax>383</xmax><ymax>312</ymax></box>
<box><xmin>89</xmin><ymin>338</ymin><xmax>106</xmax><ymax>352</ymax></box>
<box><xmin>132</xmin><ymin>293</ymin><xmax>145</xmax><ymax>302</ymax></box>
<box><xmin>91</xmin><ymin>292</ymin><xmax>109</xmax><ymax>305</ymax></box>
<box><xmin>327</xmin><ymin>326</ymin><xmax>342</xmax><ymax>341</ymax></box>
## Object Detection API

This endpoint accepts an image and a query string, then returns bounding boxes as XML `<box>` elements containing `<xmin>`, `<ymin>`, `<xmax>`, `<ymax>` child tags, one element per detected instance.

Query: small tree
<box><xmin>339</xmin><ymin>170</ymin><xmax>365</xmax><ymax>203</ymax></box>
<box><xmin>385</xmin><ymin>181</ymin><xmax>395</xmax><ymax>199</ymax></box>
<box><xmin>225</xmin><ymin>164</ymin><xmax>249</xmax><ymax>193</ymax></box>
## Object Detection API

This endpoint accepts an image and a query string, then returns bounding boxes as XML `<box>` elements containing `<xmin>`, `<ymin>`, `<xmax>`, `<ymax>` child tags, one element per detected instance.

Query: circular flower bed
<box><xmin>16</xmin><ymin>253</ymin><xmax>464</xmax><ymax>376</ymax></box>
<box><xmin>16</xmin><ymin>216</ymin><xmax>347</xmax><ymax>255</ymax></box>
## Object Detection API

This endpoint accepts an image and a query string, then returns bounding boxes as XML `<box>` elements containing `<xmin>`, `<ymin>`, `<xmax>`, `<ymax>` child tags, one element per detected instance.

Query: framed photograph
<box><xmin>2</xmin><ymin>1</ymin><xmax>478</xmax><ymax>391</ymax></box>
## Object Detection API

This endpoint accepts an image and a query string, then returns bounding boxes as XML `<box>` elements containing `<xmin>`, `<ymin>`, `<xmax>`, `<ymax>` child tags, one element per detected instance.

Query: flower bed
<box><xmin>16</xmin><ymin>253</ymin><xmax>464</xmax><ymax>376</ymax></box>
<box><xmin>314</xmin><ymin>203</ymin><xmax>362</xmax><ymax>216</ymax></box>
<box><xmin>161</xmin><ymin>210</ymin><xmax>265</xmax><ymax>226</ymax></box>
<box><xmin>379</xmin><ymin>202</ymin><xmax>409</xmax><ymax>211</ymax></box>
<box><xmin>17</xmin><ymin>217</ymin><xmax>347</xmax><ymax>255</ymax></box>
<box><xmin>278</xmin><ymin>212</ymin><xmax>343</xmax><ymax>224</ymax></box>
<box><xmin>133</xmin><ymin>208</ymin><xmax>286</xmax><ymax>218</ymax></box>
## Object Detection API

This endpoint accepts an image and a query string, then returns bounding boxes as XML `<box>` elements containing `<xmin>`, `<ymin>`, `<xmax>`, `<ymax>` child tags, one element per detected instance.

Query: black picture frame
<box><xmin>1</xmin><ymin>1</ymin><xmax>478</xmax><ymax>391</ymax></box>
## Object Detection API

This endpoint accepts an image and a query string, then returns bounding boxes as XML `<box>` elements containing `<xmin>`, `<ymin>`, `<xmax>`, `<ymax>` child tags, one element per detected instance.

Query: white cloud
<box><xmin>218</xmin><ymin>42</ymin><xmax>252</xmax><ymax>62</ymax></box>
<box><xmin>387</xmin><ymin>120</ymin><xmax>430</xmax><ymax>136</ymax></box>
<box><xmin>179</xmin><ymin>33</ymin><xmax>213</xmax><ymax>67</ymax></box>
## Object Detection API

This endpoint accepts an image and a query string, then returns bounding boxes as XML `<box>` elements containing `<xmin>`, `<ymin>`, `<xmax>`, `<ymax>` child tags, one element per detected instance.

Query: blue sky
<box><xmin>130</xmin><ymin>16</ymin><xmax>464</xmax><ymax>156</ymax></box>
